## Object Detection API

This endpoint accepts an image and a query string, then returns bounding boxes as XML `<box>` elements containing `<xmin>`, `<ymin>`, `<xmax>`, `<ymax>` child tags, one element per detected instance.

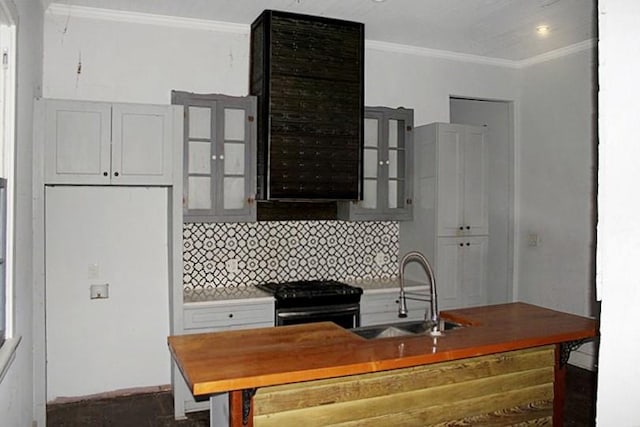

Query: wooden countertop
<box><xmin>168</xmin><ymin>302</ymin><xmax>597</xmax><ymax>397</ymax></box>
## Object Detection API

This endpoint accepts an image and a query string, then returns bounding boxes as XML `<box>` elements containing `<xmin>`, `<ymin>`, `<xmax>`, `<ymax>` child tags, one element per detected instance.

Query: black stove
<box><xmin>255</xmin><ymin>280</ymin><xmax>363</xmax><ymax>309</ymax></box>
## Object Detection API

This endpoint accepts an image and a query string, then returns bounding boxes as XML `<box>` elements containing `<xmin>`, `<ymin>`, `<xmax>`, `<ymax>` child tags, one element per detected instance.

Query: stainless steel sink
<box><xmin>350</xmin><ymin>319</ymin><xmax>464</xmax><ymax>340</ymax></box>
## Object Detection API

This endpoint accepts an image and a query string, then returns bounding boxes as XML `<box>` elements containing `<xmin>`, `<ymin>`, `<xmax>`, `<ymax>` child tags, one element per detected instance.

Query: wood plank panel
<box><xmin>334</xmin><ymin>401</ymin><xmax>552</xmax><ymax>427</ymax></box>
<box><xmin>255</xmin><ymin>382</ymin><xmax>553</xmax><ymax>427</ymax></box>
<box><xmin>254</xmin><ymin>346</ymin><xmax>554</xmax><ymax>427</ymax></box>
<box><xmin>430</xmin><ymin>400</ymin><xmax>552</xmax><ymax>426</ymax></box>
<box><xmin>255</xmin><ymin>346</ymin><xmax>554</xmax><ymax>414</ymax></box>
<box><xmin>325</xmin><ymin>387</ymin><xmax>552</xmax><ymax>427</ymax></box>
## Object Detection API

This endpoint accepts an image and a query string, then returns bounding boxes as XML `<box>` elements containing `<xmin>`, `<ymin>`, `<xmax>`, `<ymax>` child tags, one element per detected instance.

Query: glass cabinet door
<box><xmin>338</xmin><ymin>106</ymin><xmax>413</xmax><ymax>221</ymax></box>
<box><xmin>387</xmin><ymin>114</ymin><xmax>409</xmax><ymax>212</ymax></box>
<box><xmin>362</xmin><ymin>113</ymin><xmax>382</xmax><ymax>209</ymax></box>
<box><xmin>186</xmin><ymin>104</ymin><xmax>214</xmax><ymax>211</ymax></box>
<box><xmin>220</xmin><ymin>106</ymin><xmax>249</xmax><ymax>211</ymax></box>
<box><xmin>173</xmin><ymin>92</ymin><xmax>257</xmax><ymax>222</ymax></box>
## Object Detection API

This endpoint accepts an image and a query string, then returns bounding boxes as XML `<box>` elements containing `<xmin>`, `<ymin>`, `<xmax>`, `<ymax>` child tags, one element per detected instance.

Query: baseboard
<box><xmin>48</xmin><ymin>384</ymin><xmax>172</xmax><ymax>405</ymax></box>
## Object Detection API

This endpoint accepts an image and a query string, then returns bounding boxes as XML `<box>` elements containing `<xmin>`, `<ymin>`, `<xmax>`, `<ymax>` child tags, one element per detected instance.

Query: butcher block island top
<box><xmin>168</xmin><ymin>302</ymin><xmax>597</xmax><ymax>426</ymax></box>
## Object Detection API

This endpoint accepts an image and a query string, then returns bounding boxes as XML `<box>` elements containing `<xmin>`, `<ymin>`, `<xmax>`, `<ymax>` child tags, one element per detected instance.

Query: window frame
<box><xmin>0</xmin><ymin>0</ymin><xmax>17</xmax><ymax>381</ymax></box>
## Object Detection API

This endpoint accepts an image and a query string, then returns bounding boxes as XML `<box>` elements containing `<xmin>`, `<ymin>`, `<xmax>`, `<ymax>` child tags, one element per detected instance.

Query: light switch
<box><xmin>527</xmin><ymin>233</ymin><xmax>539</xmax><ymax>247</ymax></box>
<box><xmin>88</xmin><ymin>263</ymin><xmax>99</xmax><ymax>279</ymax></box>
<box><xmin>90</xmin><ymin>284</ymin><xmax>109</xmax><ymax>299</ymax></box>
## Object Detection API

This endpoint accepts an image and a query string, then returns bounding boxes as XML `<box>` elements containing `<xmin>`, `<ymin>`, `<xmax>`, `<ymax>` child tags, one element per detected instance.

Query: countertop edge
<box><xmin>190</xmin><ymin>329</ymin><xmax>597</xmax><ymax>395</ymax></box>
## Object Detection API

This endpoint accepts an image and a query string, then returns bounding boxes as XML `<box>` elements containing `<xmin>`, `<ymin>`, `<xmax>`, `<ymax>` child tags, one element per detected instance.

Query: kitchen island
<box><xmin>168</xmin><ymin>302</ymin><xmax>597</xmax><ymax>426</ymax></box>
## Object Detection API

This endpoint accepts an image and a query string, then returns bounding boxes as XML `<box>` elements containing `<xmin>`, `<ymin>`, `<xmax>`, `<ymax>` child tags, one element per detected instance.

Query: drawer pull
<box><xmin>228</xmin><ymin>313</ymin><xmax>234</xmax><ymax>318</ymax></box>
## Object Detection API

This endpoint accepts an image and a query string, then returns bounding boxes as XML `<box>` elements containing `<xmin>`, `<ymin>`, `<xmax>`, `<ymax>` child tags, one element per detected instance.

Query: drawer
<box><xmin>184</xmin><ymin>301</ymin><xmax>274</xmax><ymax>330</ymax></box>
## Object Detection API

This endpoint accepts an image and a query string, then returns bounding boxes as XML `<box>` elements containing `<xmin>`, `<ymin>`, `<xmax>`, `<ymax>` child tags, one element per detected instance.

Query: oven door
<box><xmin>276</xmin><ymin>303</ymin><xmax>360</xmax><ymax>329</ymax></box>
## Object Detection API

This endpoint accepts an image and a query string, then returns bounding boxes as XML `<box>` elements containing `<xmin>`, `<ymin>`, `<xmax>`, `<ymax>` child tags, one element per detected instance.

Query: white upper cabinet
<box><xmin>111</xmin><ymin>104</ymin><xmax>173</xmax><ymax>185</ymax></box>
<box><xmin>434</xmin><ymin>123</ymin><xmax>488</xmax><ymax>236</ymax></box>
<box><xmin>43</xmin><ymin>99</ymin><xmax>175</xmax><ymax>185</ymax></box>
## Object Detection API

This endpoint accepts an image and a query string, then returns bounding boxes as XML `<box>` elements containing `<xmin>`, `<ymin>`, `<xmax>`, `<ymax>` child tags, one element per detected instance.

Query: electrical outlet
<box><xmin>527</xmin><ymin>233</ymin><xmax>539</xmax><ymax>247</ymax></box>
<box><xmin>375</xmin><ymin>252</ymin><xmax>386</xmax><ymax>267</ymax></box>
<box><xmin>226</xmin><ymin>259</ymin><xmax>239</xmax><ymax>274</ymax></box>
<box><xmin>90</xmin><ymin>284</ymin><xmax>109</xmax><ymax>299</ymax></box>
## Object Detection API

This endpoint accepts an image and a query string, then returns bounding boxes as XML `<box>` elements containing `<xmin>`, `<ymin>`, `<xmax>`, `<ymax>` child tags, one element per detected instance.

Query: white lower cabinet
<box><xmin>436</xmin><ymin>236</ymin><xmax>488</xmax><ymax>309</ymax></box>
<box><xmin>174</xmin><ymin>299</ymin><xmax>274</xmax><ymax>424</ymax></box>
<box><xmin>360</xmin><ymin>288</ymin><xmax>429</xmax><ymax>326</ymax></box>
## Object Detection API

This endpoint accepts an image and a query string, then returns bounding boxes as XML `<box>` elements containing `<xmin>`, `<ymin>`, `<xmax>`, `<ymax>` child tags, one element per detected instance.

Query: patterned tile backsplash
<box><xmin>183</xmin><ymin>221</ymin><xmax>399</xmax><ymax>289</ymax></box>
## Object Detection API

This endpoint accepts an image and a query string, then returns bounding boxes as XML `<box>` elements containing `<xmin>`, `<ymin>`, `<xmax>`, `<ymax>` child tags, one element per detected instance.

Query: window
<box><xmin>0</xmin><ymin>7</ymin><xmax>15</xmax><ymax>351</ymax></box>
<box><xmin>0</xmin><ymin>178</ymin><xmax>5</xmax><ymax>347</ymax></box>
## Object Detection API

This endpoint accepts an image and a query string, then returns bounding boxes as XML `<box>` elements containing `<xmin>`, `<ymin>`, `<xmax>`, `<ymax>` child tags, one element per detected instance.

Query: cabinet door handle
<box><xmin>459</xmin><ymin>226</ymin><xmax>464</xmax><ymax>230</ymax></box>
<box><xmin>466</xmin><ymin>226</ymin><xmax>471</xmax><ymax>230</ymax></box>
<box><xmin>220</xmin><ymin>154</ymin><xmax>225</xmax><ymax>160</ymax></box>
<box><xmin>212</xmin><ymin>155</ymin><xmax>217</xmax><ymax>160</ymax></box>
<box><xmin>379</xmin><ymin>160</ymin><xmax>384</xmax><ymax>166</ymax></box>
<box><xmin>228</xmin><ymin>313</ymin><xmax>234</xmax><ymax>318</ymax></box>
<box><xmin>459</xmin><ymin>243</ymin><xmax>464</xmax><ymax>247</ymax></box>
<box><xmin>103</xmin><ymin>172</ymin><xmax>108</xmax><ymax>177</ymax></box>
<box><xmin>385</xmin><ymin>160</ymin><xmax>390</xmax><ymax>165</ymax></box>
<box><xmin>114</xmin><ymin>172</ymin><xmax>119</xmax><ymax>177</ymax></box>
<box><xmin>466</xmin><ymin>242</ymin><xmax>470</xmax><ymax>246</ymax></box>
<box><xmin>247</xmin><ymin>196</ymin><xmax>255</xmax><ymax>205</ymax></box>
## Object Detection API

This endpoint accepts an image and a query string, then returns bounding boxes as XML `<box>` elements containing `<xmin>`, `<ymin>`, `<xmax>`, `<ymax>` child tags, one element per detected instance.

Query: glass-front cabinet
<box><xmin>172</xmin><ymin>92</ymin><xmax>257</xmax><ymax>222</ymax></box>
<box><xmin>339</xmin><ymin>106</ymin><xmax>413</xmax><ymax>221</ymax></box>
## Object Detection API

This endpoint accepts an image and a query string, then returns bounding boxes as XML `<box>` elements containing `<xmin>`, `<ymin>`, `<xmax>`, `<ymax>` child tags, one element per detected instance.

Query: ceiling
<box><xmin>46</xmin><ymin>0</ymin><xmax>596</xmax><ymax>61</ymax></box>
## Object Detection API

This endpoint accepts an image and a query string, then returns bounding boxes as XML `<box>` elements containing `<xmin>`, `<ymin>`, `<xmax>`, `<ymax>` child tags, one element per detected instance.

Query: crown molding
<box><xmin>517</xmin><ymin>39</ymin><xmax>596</xmax><ymax>68</ymax></box>
<box><xmin>47</xmin><ymin>3</ymin><xmax>595</xmax><ymax>68</ymax></box>
<box><xmin>47</xmin><ymin>3</ymin><xmax>249</xmax><ymax>33</ymax></box>
<box><xmin>365</xmin><ymin>40</ymin><xmax>519</xmax><ymax>68</ymax></box>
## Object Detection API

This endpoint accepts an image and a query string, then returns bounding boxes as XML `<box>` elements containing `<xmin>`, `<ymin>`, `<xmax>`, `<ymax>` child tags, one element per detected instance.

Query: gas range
<box><xmin>256</xmin><ymin>280</ymin><xmax>362</xmax><ymax>305</ymax></box>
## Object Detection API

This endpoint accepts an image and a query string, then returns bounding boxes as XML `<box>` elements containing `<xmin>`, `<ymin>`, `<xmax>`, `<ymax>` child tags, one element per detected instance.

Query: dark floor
<box><xmin>46</xmin><ymin>365</ymin><xmax>597</xmax><ymax>426</ymax></box>
<box><xmin>564</xmin><ymin>365</ymin><xmax>598</xmax><ymax>426</ymax></box>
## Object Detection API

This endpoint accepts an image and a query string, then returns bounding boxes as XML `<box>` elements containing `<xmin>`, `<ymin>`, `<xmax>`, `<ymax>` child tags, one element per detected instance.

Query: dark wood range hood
<box><xmin>250</xmin><ymin>10</ymin><xmax>365</xmax><ymax>219</ymax></box>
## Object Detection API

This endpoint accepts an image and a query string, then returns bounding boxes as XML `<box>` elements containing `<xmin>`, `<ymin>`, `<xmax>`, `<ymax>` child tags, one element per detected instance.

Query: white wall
<box><xmin>517</xmin><ymin>49</ymin><xmax>596</xmax><ymax>317</ymax></box>
<box><xmin>43</xmin><ymin>14</ymin><xmax>250</xmax><ymax>104</ymax></box>
<box><xmin>596</xmin><ymin>1</ymin><xmax>640</xmax><ymax>423</ymax></box>
<box><xmin>42</xmin><ymin>13</ymin><xmax>521</xmax><ymax>118</ymax></box>
<box><xmin>364</xmin><ymin>47</ymin><xmax>519</xmax><ymax>125</ymax></box>
<box><xmin>0</xmin><ymin>0</ymin><xmax>43</xmax><ymax>426</ymax></box>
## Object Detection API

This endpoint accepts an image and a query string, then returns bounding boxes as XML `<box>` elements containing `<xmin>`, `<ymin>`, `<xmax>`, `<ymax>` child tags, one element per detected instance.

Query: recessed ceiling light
<box><xmin>536</xmin><ymin>25</ymin><xmax>550</xmax><ymax>35</ymax></box>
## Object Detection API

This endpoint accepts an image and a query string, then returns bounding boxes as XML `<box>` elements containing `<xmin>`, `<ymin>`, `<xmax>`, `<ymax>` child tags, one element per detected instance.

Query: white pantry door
<box><xmin>45</xmin><ymin>186</ymin><xmax>169</xmax><ymax>400</ymax></box>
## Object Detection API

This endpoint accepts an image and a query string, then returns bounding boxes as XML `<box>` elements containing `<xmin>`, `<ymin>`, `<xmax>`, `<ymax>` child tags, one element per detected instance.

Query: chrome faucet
<box><xmin>398</xmin><ymin>251</ymin><xmax>441</xmax><ymax>336</ymax></box>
